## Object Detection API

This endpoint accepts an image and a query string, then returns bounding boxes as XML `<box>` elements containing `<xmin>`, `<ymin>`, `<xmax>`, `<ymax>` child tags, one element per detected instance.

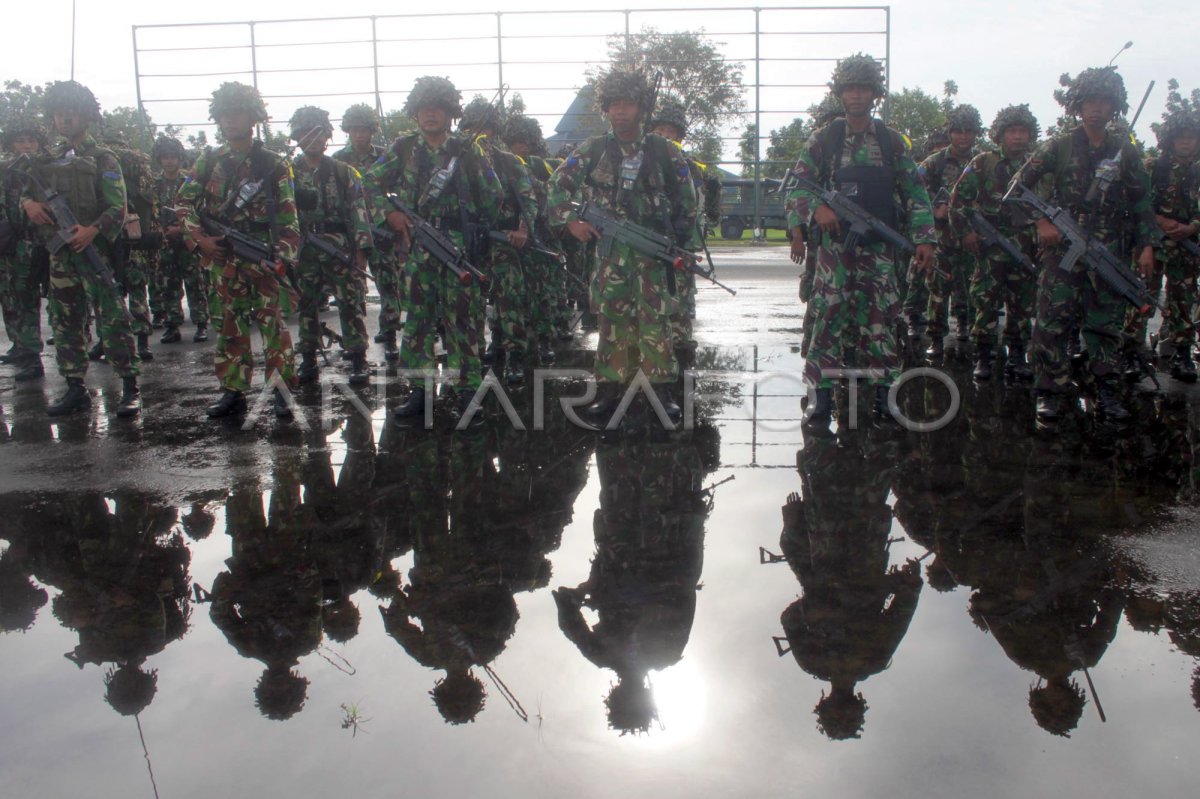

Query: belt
<box><xmin>303</xmin><ymin>221</ymin><xmax>348</xmax><ymax>235</ymax></box>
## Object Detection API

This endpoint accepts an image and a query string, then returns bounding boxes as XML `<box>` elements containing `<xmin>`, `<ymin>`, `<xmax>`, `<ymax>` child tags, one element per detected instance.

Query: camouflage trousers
<box><xmin>900</xmin><ymin>254</ymin><xmax>927</xmax><ymax>321</ymax></box>
<box><xmin>970</xmin><ymin>232</ymin><xmax>1037</xmax><ymax>346</ymax></box>
<box><xmin>1031</xmin><ymin>243</ymin><xmax>1126</xmax><ymax>392</ymax></box>
<box><xmin>48</xmin><ymin>250</ymin><xmax>139</xmax><ymax>379</ymax></box>
<box><xmin>526</xmin><ymin>250</ymin><xmax>564</xmax><ymax>341</ymax></box>
<box><xmin>297</xmin><ymin>250</ymin><xmax>367</xmax><ymax>355</ymax></box>
<box><xmin>925</xmin><ymin>246</ymin><xmax>975</xmax><ymax>337</ymax></box>
<box><xmin>117</xmin><ymin>249</ymin><xmax>154</xmax><ymax>336</ymax></box>
<box><xmin>804</xmin><ymin>241</ymin><xmax>901</xmax><ymax>389</ymax></box>
<box><xmin>488</xmin><ymin>242</ymin><xmax>530</xmax><ymax>354</ymax></box>
<box><xmin>670</xmin><ymin>269</ymin><xmax>698</xmax><ymax>348</ymax></box>
<box><xmin>1</xmin><ymin>241</ymin><xmax>46</xmax><ymax>356</ymax></box>
<box><xmin>564</xmin><ymin>239</ymin><xmax>592</xmax><ymax>316</ymax></box>
<box><xmin>211</xmin><ymin>256</ymin><xmax>297</xmax><ymax>392</ymax></box>
<box><xmin>593</xmin><ymin>244</ymin><xmax>677</xmax><ymax>384</ymax></box>
<box><xmin>400</xmin><ymin>249</ymin><xmax>483</xmax><ymax>390</ymax></box>
<box><xmin>1125</xmin><ymin>246</ymin><xmax>1197</xmax><ymax>349</ymax></box>
<box><xmin>369</xmin><ymin>248</ymin><xmax>404</xmax><ymax>335</ymax></box>
<box><xmin>207</xmin><ymin>261</ymin><xmax>226</xmax><ymax>327</ymax></box>
<box><xmin>154</xmin><ymin>245</ymin><xmax>210</xmax><ymax>328</ymax></box>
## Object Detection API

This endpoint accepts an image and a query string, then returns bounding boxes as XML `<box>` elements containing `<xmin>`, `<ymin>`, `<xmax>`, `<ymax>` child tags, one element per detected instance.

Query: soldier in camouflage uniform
<box><xmin>649</xmin><ymin>97</ymin><xmax>722</xmax><ymax>366</ymax></box>
<box><xmin>458</xmin><ymin>97</ymin><xmax>539</xmax><ymax>385</ymax></box>
<box><xmin>363</xmin><ymin>76</ymin><xmax>503</xmax><ymax>427</ymax></box>
<box><xmin>919</xmin><ymin>104</ymin><xmax>982</xmax><ymax>358</ymax></box>
<box><xmin>546</xmin><ymin>68</ymin><xmax>700</xmax><ymax>425</ymax></box>
<box><xmin>786</xmin><ymin>54</ymin><xmax>936</xmax><ymax>428</ymax></box>
<box><xmin>952</xmin><ymin>105</ymin><xmax>1041</xmax><ymax>381</ymax></box>
<box><xmin>899</xmin><ymin>126</ymin><xmax>948</xmax><ymax>340</ymax></box>
<box><xmin>152</xmin><ymin>135</ymin><xmax>209</xmax><ymax>345</ymax></box>
<box><xmin>1</xmin><ymin>115</ymin><xmax>49</xmax><ymax>382</ymax></box>
<box><xmin>332</xmin><ymin>103</ymin><xmax>403</xmax><ymax>361</ymax></box>
<box><xmin>289</xmin><ymin>106</ymin><xmax>373</xmax><ymax>387</ymax></box>
<box><xmin>177</xmin><ymin>82</ymin><xmax>301</xmax><ymax>419</ymax></box>
<box><xmin>20</xmin><ymin>81</ymin><xmax>142</xmax><ymax>418</ymax></box>
<box><xmin>1136</xmin><ymin>108</ymin><xmax>1200</xmax><ymax>382</ymax></box>
<box><xmin>1015</xmin><ymin>67</ymin><xmax>1157</xmax><ymax>423</ymax></box>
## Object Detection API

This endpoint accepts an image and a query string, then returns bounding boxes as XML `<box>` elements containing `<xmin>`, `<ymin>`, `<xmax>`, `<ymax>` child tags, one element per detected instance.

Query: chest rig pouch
<box><xmin>40</xmin><ymin>149</ymin><xmax>101</xmax><ymax>227</ymax></box>
<box><xmin>834</xmin><ymin>163</ymin><xmax>898</xmax><ymax>243</ymax></box>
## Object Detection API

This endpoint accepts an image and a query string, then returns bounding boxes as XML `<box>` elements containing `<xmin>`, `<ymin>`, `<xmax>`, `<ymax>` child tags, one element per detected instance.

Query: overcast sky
<box><xmin>2</xmin><ymin>0</ymin><xmax>1195</xmax><ymax>161</ymax></box>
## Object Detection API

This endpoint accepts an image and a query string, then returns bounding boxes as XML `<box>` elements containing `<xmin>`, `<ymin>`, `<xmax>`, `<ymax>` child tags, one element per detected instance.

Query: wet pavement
<box><xmin>2</xmin><ymin>246</ymin><xmax>1199</xmax><ymax>799</ymax></box>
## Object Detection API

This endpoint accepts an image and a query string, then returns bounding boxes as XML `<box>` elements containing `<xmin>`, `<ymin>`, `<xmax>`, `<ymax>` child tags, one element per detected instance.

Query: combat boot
<box><xmin>206</xmin><ymin>389</ymin><xmax>246</xmax><ymax>418</ymax></box>
<box><xmin>925</xmin><ymin>336</ymin><xmax>944</xmax><ymax>360</ymax></box>
<box><xmin>451</xmin><ymin>389</ymin><xmax>485</xmax><ymax>430</ymax></box>
<box><xmin>973</xmin><ymin>343</ymin><xmax>994</xmax><ymax>381</ymax></box>
<box><xmin>803</xmin><ymin>387</ymin><xmax>833</xmax><ymax>429</ymax></box>
<box><xmin>137</xmin><ymin>333</ymin><xmax>154</xmax><ymax>361</ymax></box>
<box><xmin>13</xmin><ymin>357</ymin><xmax>44</xmax><ymax>382</ymax></box>
<box><xmin>872</xmin><ymin>385</ymin><xmax>900</xmax><ymax>427</ymax></box>
<box><xmin>380</xmin><ymin>330</ymin><xmax>400</xmax><ymax>361</ymax></box>
<box><xmin>160</xmin><ymin>326</ymin><xmax>182</xmax><ymax>344</ymax></box>
<box><xmin>1120</xmin><ymin>348</ymin><xmax>1145</xmax><ymax>384</ymax></box>
<box><xmin>348</xmin><ymin>352</ymin><xmax>370</xmax><ymax>387</ymax></box>
<box><xmin>955</xmin><ymin>315</ymin><xmax>971</xmax><ymax>342</ymax></box>
<box><xmin>88</xmin><ymin>341</ymin><xmax>105</xmax><ymax>361</ymax></box>
<box><xmin>1095</xmin><ymin>378</ymin><xmax>1131</xmax><ymax>422</ymax></box>
<box><xmin>482</xmin><ymin>336</ymin><xmax>502</xmax><ymax>366</ymax></box>
<box><xmin>1035</xmin><ymin>391</ymin><xmax>1061</xmax><ymax>422</ymax></box>
<box><xmin>116</xmin><ymin>376</ymin><xmax>141</xmax><ymax>418</ymax></box>
<box><xmin>1006</xmin><ymin>341</ymin><xmax>1034</xmax><ymax>382</ymax></box>
<box><xmin>373</xmin><ymin>329</ymin><xmax>392</xmax><ymax>343</ymax></box>
<box><xmin>1170</xmin><ymin>347</ymin><xmax>1198</xmax><ymax>383</ymax></box>
<box><xmin>652</xmin><ymin>384</ymin><xmax>682</xmax><ymax>426</ymax></box>
<box><xmin>0</xmin><ymin>346</ymin><xmax>21</xmax><ymax>364</ymax></box>
<box><xmin>273</xmin><ymin>388</ymin><xmax>293</xmax><ymax>419</ymax></box>
<box><xmin>47</xmin><ymin>378</ymin><xmax>90</xmax><ymax>417</ymax></box>
<box><xmin>297</xmin><ymin>352</ymin><xmax>320</xmax><ymax>385</ymax></box>
<box><xmin>583</xmin><ymin>383</ymin><xmax>621</xmax><ymax>426</ymax></box>
<box><xmin>192</xmin><ymin>324</ymin><xmax>208</xmax><ymax>343</ymax></box>
<box><xmin>393</xmin><ymin>386</ymin><xmax>427</xmax><ymax>419</ymax></box>
<box><xmin>538</xmin><ymin>338</ymin><xmax>556</xmax><ymax>366</ymax></box>
<box><xmin>505</xmin><ymin>350</ymin><xmax>527</xmax><ymax>386</ymax></box>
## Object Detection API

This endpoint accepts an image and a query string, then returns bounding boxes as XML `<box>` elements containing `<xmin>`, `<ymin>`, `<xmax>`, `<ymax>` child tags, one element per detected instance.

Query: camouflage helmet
<box><xmin>1058</xmin><ymin>67</ymin><xmax>1129</xmax><ymax>116</ymax></box>
<box><xmin>152</xmin><ymin>134</ymin><xmax>187</xmax><ymax>162</ymax></box>
<box><xmin>459</xmin><ymin>96</ymin><xmax>504</xmax><ymax>136</ymax></box>
<box><xmin>594</xmin><ymin>67</ymin><xmax>652</xmax><ymax>112</ymax></box>
<box><xmin>503</xmin><ymin>114</ymin><xmax>546</xmax><ymax>154</ymax></box>
<box><xmin>208</xmin><ymin>82</ymin><xmax>268</xmax><ymax>123</ymax></box>
<box><xmin>1156</xmin><ymin>107</ymin><xmax>1200</xmax><ymax>148</ymax></box>
<box><xmin>42</xmin><ymin>80</ymin><xmax>102</xmax><ymax>122</ymax></box>
<box><xmin>829</xmin><ymin>53</ymin><xmax>887</xmax><ymax>98</ymax></box>
<box><xmin>1</xmin><ymin>114</ymin><xmax>48</xmax><ymax>150</ymax></box>
<box><xmin>925</xmin><ymin>127</ymin><xmax>951</xmax><ymax>152</ymax></box>
<box><xmin>288</xmin><ymin>105</ymin><xmax>333</xmax><ymax>139</ymax></box>
<box><xmin>340</xmin><ymin>102</ymin><xmax>380</xmax><ymax>133</ymax></box>
<box><xmin>649</xmin><ymin>97</ymin><xmax>689</xmax><ymax>136</ymax></box>
<box><xmin>946</xmin><ymin>104</ymin><xmax>983</xmax><ymax>134</ymax></box>
<box><xmin>403</xmin><ymin>76</ymin><xmax>463</xmax><ymax>119</ymax></box>
<box><xmin>99</xmin><ymin>127</ymin><xmax>129</xmax><ymax>148</ymax></box>
<box><xmin>989</xmin><ymin>104</ymin><xmax>1040</xmax><ymax>144</ymax></box>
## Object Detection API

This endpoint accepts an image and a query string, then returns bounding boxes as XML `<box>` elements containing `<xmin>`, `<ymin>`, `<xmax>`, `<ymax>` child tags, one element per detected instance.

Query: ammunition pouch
<box><xmin>833</xmin><ymin>164</ymin><xmax>899</xmax><ymax>243</ymax></box>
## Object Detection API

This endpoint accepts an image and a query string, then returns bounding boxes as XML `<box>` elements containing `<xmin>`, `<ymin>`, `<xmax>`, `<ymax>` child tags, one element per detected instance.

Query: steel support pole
<box><xmin>752</xmin><ymin>7</ymin><xmax>762</xmax><ymax>242</ymax></box>
<box><xmin>371</xmin><ymin>17</ymin><xmax>383</xmax><ymax>121</ymax></box>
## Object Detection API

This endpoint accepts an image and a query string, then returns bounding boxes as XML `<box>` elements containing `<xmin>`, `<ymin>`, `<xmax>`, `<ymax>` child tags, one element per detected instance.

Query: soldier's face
<box><xmin>651</xmin><ymin>123</ymin><xmax>684</xmax><ymax>144</ymax></box>
<box><xmin>839</xmin><ymin>86</ymin><xmax>876</xmax><ymax>118</ymax></box>
<box><xmin>347</xmin><ymin>127</ymin><xmax>373</xmax><ymax>150</ymax></box>
<box><xmin>296</xmin><ymin>128</ymin><xmax>329</xmax><ymax>157</ymax></box>
<box><xmin>10</xmin><ymin>134</ymin><xmax>40</xmax><ymax>156</ymax></box>
<box><xmin>158</xmin><ymin>154</ymin><xmax>181</xmax><ymax>173</ymax></box>
<box><xmin>1002</xmin><ymin>125</ymin><xmax>1031</xmax><ymax>154</ymax></box>
<box><xmin>1172</xmin><ymin>132</ymin><xmax>1199</xmax><ymax>159</ymax></box>
<box><xmin>218</xmin><ymin>111</ymin><xmax>255</xmax><ymax>143</ymax></box>
<box><xmin>1079</xmin><ymin>98</ymin><xmax>1115</xmax><ymax>128</ymax></box>
<box><xmin>52</xmin><ymin>110</ymin><xmax>86</xmax><ymax>139</ymax></box>
<box><xmin>607</xmin><ymin>99</ymin><xmax>642</xmax><ymax>136</ymax></box>
<box><xmin>508</xmin><ymin>139</ymin><xmax>531</xmax><ymax>158</ymax></box>
<box><xmin>949</xmin><ymin>130</ymin><xmax>976</xmax><ymax>153</ymax></box>
<box><xmin>417</xmin><ymin>107</ymin><xmax>450</xmax><ymax>135</ymax></box>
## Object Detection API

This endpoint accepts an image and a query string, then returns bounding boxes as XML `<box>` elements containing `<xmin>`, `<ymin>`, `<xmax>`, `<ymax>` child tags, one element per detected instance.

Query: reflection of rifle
<box><xmin>572</xmin><ymin>201</ymin><xmax>737</xmax><ymax>295</ymax></box>
<box><xmin>1003</xmin><ymin>182</ymin><xmax>1159</xmax><ymax>314</ymax></box>
<box><xmin>10</xmin><ymin>153</ymin><xmax>121</xmax><ymax>292</ymax></box>
<box><xmin>968</xmin><ymin>211</ymin><xmax>1038</xmax><ymax>277</ymax></box>
<box><xmin>1178</xmin><ymin>237</ymin><xmax>1200</xmax><ymax>259</ymax></box>
<box><xmin>790</xmin><ymin>174</ymin><xmax>915</xmax><ymax>257</ymax></box>
<box><xmin>384</xmin><ymin>195</ymin><xmax>487</xmax><ymax>285</ymax></box>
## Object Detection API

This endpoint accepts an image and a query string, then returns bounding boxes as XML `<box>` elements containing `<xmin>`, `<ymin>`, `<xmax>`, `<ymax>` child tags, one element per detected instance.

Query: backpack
<box><xmin>113</xmin><ymin>146</ymin><xmax>157</xmax><ymax>232</ymax></box>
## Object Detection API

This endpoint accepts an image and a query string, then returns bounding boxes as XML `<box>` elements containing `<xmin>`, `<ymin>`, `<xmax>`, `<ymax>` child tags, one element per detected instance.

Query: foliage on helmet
<box><xmin>1</xmin><ymin>114</ymin><xmax>48</xmax><ymax>150</ymax></box>
<box><xmin>340</xmin><ymin>103</ymin><xmax>380</xmax><ymax>133</ymax></box>
<box><xmin>208</xmin><ymin>82</ymin><xmax>269</xmax><ymax>123</ymax></box>
<box><xmin>403</xmin><ymin>76</ymin><xmax>463</xmax><ymax>119</ymax></box>
<box><xmin>989</xmin><ymin>104</ymin><xmax>1040</xmax><ymax>144</ymax></box>
<box><xmin>809</xmin><ymin>92</ymin><xmax>844</xmax><ymax>127</ymax></box>
<box><xmin>459</xmin><ymin>96</ymin><xmax>505</xmax><ymax>136</ymax></box>
<box><xmin>288</xmin><ymin>105</ymin><xmax>333</xmax><ymax>139</ymax></box>
<box><xmin>153</xmin><ymin>134</ymin><xmax>187</xmax><ymax>162</ymax></box>
<box><xmin>925</xmin><ymin>128</ymin><xmax>951</xmax><ymax>152</ymax></box>
<box><xmin>946</xmin><ymin>104</ymin><xmax>983</xmax><ymax>134</ymax></box>
<box><xmin>1156</xmin><ymin>108</ymin><xmax>1200</xmax><ymax>147</ymax></box>
<box><xmin>42</xmin><ymin>80</ymin><xmax>101</xmax><ymax>122</ymax></box>
<box><xmin>829</xmin><ymin>53</ymin><xmax>886</xmax><ymax>98</ymax></box>
<box><xmin>649</xmin><ymin>96</ymin><xmax>688</xmax><ymax>136</ymax></box>
<box><xmin>1055</xmin><ymin>67</ymin><xmax>1129</xmax><ymax>116</ymax></box>
<box><xmin>99</xmin><ymin>127</ymin><xmax>129</xmax><ymax>148</ymax></box>
<box><xmin>593</xmin><ymin>67</ymin><xmax>652</xmax><ymax>112</ymax></box>
<box><xmin>502</xmin><ymin>114</ymin><xmax>546</xmax><ymax>154</ymax></box>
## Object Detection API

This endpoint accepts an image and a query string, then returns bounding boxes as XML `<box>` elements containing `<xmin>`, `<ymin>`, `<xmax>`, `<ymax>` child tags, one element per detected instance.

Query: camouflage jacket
<box><xmin>676</xmin><ymin>144</ymin><xmax>723</xmax><ymax>233</ymax></box>
<box><xmin>950</xmin><ymin>147</ymin><xmax>1036</xmax><ymax>238</ymax></box>
<box><xmin>1145</xmin><ymin>152</ymin><xmax>1200</xmax><ymax>233</ymax></box>
<box><xmin>919</xmin><ymin>145</ymin><xmax>976</xmax><ymax>246</ymax></box>
<box><xmin>176</xmin><ymin>140</ymin><xmax>301</xmax><ymax>264</ymax></box>
<box><xmin>361</xmin><ymin>132</ymin><xmax>503</xmax><ymax>232</ymax></box>
<box><xmin>1016</xmin><ymin>126</ymin><xmax>1156</xmax><ymax>250</ymax></box>
<box><xmin>0</xmin><ymin>156</ymin><xmax>29</xmax><ymax>232</ymax></box>
<box><xmin>786</xmin><ymin>120</ymin><xmax>936</xmax><ymax>247</ymax></box>
<box><xmin>474</xmin><ymin>134</ymin><xmax>538</xmax><ymax>233</ymax></box>
<box><xmin>331</xmin><ymin>143</ymin><xmax>386</xmax><ymax>175</ymax></box>
<box><xmin>110</xmin><ymin>144</ymin><xmax>158</xmax><ymax>234</ymax></box>
<box><xmin>545</xmin><ymin>131</ymin><xmax>701</xmax><ymax>249</ymax></box>
<box><xmin>521</xmin><ymin>155</ymin><xmax>560</xmax><ymax>242</ymax></box>
<box><xmin>21</xmin><ymin>135</ymin><xmax>128</xmax><ymax>246</ymax></box>
<box><xmin>292</xmin><ymin>154</ymin><xmax>374</xmax><ymax>253</ymax></box>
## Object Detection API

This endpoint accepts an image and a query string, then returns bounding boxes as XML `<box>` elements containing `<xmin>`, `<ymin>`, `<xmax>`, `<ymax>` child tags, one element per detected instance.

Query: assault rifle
<box><xmin>967</xmin><ymin>211</ymin><xmax>1038</xmax><ymax>277</ymax></box>
<box><xmin>199</xmin><ymin>215</ymin><xmax>296</xmax><ymax>288</ymax></box>
<box><xmin>790</xmin><ymin>174</ymin><xmax>915</xmax><ymax>258</ymax></box>
<box><xmin>10</xmin><ymin>153</ymin><xmax>120</xmax><ymax>291</ymax></box>
<box><xmin>384</xmin><ymin>196</ymin><xmax>487</xmax><ymax>285</ymax></box>
<box><xmin>301</xmin><ymin>231</ymin><xmax>372</xmax><ymax>280</ymax></box>
<box><xmin>571</xmin><ymin>201</ymin><xmax>737</xmax><ymax>295</ymax></box>
<box><xmin>1002</xmin><ymin>182</ymin><xmax>1160</xmax><ymax>314</ymax></box>
<box><xmin>1178</xmin><ymin>237</ymin><xmax>1200</xmax><ymax>259</ymax></box>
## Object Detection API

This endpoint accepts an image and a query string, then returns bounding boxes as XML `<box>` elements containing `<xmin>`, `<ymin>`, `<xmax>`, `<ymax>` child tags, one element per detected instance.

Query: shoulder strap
<box><xmin>817</xmin><ymin>119</ymin><xmax>848</xmax><ymax>182</ymax></box>
<box><xmin>1152</xmin><ymin>153</ymin><xmax>1172</xmax><ymax>191</ymax></box>
<box><xmin>874</xmin><ymin>119</ymin><xmax>896</xmax><ymax>167</ymax></box>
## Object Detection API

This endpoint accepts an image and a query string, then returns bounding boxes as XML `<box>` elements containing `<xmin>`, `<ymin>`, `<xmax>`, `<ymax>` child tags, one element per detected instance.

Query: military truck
<box><xmin>717</xmin><ymin>178</ymin><xmax>787</xmax><ymax>240</ymax></box>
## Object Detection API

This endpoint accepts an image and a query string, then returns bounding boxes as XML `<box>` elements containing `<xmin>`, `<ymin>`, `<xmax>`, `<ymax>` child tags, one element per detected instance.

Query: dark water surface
<box><xmin>2</xmin><ymin>254</ymin><xmax>1198</xmax><ymax>799</ymax></box>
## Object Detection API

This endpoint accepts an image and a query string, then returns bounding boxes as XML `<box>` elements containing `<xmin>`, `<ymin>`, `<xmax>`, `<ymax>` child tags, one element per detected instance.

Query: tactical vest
<box><xmin>1151</xmin><ymin>154</ymin><xmax>1198</xmax><ymax>222</ymax></box>
<box><xmin>817</xmin><ymin>118</ymin><xmax>900</xmax><ymax>232</ymax></box>
<box><xmin>39</xmin><ymin>148</ymin><xmax>105</xmax><ymax>227</ymax></box>
<box><xmin>581</xmin><ymin>133</ymin><xmax>682</xmax><ymax>236</ymax></box>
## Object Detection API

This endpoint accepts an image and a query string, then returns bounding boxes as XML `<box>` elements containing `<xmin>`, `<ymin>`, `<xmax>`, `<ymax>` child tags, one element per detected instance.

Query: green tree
<box><xmin>379</xmin><ymin>109</ymin><xmax>417</xmax><ymax>142</ymax></box>
<box><xmin>101</xmin><ymin>106</ymin><xmax>182</xmax><ymax>153</ymax></box>
<box><xmin>887</xmin><ymin>86</ymin><xmax>946</xmax><ymax>151</ymax></box>
<box><xmin>0</xmin><ymin>80</ymin><xmax>45</xmax><ymax>130</ymax></box>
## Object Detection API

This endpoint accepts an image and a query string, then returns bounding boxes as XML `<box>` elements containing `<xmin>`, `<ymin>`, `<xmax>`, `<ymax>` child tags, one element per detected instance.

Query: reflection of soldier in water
<box><xmin>553</xmin><ymin>432</ymin><xmax>712</xmax><ymax>735</ymax></box>
<box><xmin>209</xmin><ymin>456</ymin><xmax>320</xmax><ymax>721</ymax></box>
<box><xmin>0</xmin><ymin>530</ymin><xmax>49</xmax><ymax>634</ymax></box>
<box><xmin>778</xmin><ymin>434</ymin><xmax>922</xmax><ymax>740</ymax></box>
